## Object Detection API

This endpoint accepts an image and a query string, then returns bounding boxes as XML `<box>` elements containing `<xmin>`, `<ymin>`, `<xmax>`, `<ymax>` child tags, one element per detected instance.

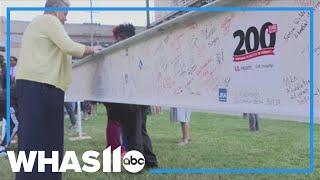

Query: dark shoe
<box><xmin>145</xmin><ymin>163</ymin><xmax>158</xmax><ymax>169</ymax></box>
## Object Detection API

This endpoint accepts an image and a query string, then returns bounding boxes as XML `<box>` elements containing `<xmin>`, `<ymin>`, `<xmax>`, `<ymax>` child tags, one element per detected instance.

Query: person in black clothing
<box><xmin>243</xmin><ymin>113</ymin><xmax>259</xmax><ymax>131</ymax></box>
<box><xmin>105</xmin><ymin>23</ymin><xmax>158</xmax><ymax>168</ymax></box>
<box><xmin>64</xmin><ymin>102</ymin><xmax>77</xmax><ymax>129</ymax></box>
<box><xmin>0</xmin><ymin>61</ymin><xmax>19</xmax><ymax>156</ymax></box>
<box><xmin>122</xmin><ymin>105</ymin><xmax>158</xmax><ymax>168</ymax></box>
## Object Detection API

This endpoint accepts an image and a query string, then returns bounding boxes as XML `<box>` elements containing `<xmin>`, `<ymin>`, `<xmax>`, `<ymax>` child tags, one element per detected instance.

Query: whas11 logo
<box><xmin>7</xmin><ymin>147</ymin><xmax>145</xmax><ymax>173</ymax></box>
<box><xmin>233</xmin><ymin>22</ymin><xmax>277</xmax><ymax>62</ymax></box>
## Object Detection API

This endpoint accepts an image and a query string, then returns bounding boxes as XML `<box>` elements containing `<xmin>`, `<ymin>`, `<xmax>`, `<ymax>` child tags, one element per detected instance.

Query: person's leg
<box><xmin>121</xmin><ymin>105</ymin><xmax>143</xmax><ymax>153</ymax></box>
<box><xmin>177</xmin><ymin>108</ymin><xmax>191</xmax><ymax>145</ymax></box>
<box><xmin>44</xmin><ymin>84</ymin><xmax>64</xmax><ymax>180</ymax></box>
<box><xmin>16</xmin><ymin>80</ymin><xmax>47</xmax><ymax>180</ymax></box>
<box><xmin>254</xmin><ymin>114</ymin><xmax>259</xmax><ymax>131</ymax></box>
<box><xmin>140</xmin><ymin>106</ymin><xmax>158</xmax><ymax>167</ymax></box>
<box><xmin>0</xmin><ymin>107</ymin><xmax>18</xmax><ymax>148</ymax></box>
<box><xmin>0</xmin><ymin>93</ymin><xmax>7</xmax><ymax>146</ymax></box>
<box><xmin>9</xmin><ymin>107</ymin><xmax>19</xmax><ymax>144</ymax></box>
<box><xmin>106</xmin><ymin>118</ymin><xmax>126</xmax><ymax>154</ymax></box>
<box><xmin>181</xmin><ymin>122</ymin><xmax>190</xmax><ymax>142</ymax></box>
<box><xmin>83</xmin><ymin>101</ymin><xmax>92</xmax><ymax>120</ymax></box>
<box><xmin>105</xmin><ymin>104</ymin><xmax>126</xmax><ymax>154</ymax></box>
<box><xmin>91</xmin><ymin>102</ymin><xmax>97</xmax><ymax>115</ymax></box>
<box><xmin>64</xmin><ymin>102</ymin><xmax>76</xmax><ymax>127</ymax></box>
<box><xmin>16</xmin><ymin>80</ymin><xmax>64</xmax><ymax>180</ymax></box>
<box><xmin>249</xmin><ymin>113</ymin><xmax>256</xmax><ymax>131</ymax></box>
<box><xmin>243</xmin><ymin>113</ymin><xmax>248</xmax><ymax>119</ymax></box>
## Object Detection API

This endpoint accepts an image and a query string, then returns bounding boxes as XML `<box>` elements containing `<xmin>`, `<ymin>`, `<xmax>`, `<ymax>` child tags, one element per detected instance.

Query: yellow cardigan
<box><xmin>16</xmin><ymin>14</ymin><xmax>85</xmax><ymax>91</ymax></box>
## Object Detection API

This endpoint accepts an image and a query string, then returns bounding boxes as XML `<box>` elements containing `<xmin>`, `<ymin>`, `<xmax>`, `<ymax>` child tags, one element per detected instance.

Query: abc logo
<box><xmin>122</xmin><ymin>150</ymin><xmax>145</xmax><ymax>173</ymax></box>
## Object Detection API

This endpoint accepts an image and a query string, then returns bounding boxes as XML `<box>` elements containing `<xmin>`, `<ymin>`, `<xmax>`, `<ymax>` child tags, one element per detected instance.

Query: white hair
<box><xmin>44</xmin><ymin>0</ymin><xmax>70</xmax><ymax>12</ymax></box>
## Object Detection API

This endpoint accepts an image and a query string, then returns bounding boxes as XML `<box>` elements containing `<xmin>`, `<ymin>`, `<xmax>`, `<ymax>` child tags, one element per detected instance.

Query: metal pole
<box><xmin>77</xmin><ymin>101</ymin><xmax>82</xmax><ymax>138</ymax></box>
<box><xmin>146</xmin><ymin>0</ymin><xmax>150</xmax><ymax>29</ymax></box>
<box><xmin>90</xmin><ymin>0</ymin><xmax>94</xmax><ymax>46</ymax></box>
<box><xmin>1</xmin><ymin>118</ymin><xmax>5</xmax><ymax>142</ymax></box>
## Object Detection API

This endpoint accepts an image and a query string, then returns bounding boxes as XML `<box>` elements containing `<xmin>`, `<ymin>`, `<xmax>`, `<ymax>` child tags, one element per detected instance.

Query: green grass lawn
<box><xmin>0</xmin><ymin>105</ymin><xmax>319</xmax><ymax>180</ymax></box>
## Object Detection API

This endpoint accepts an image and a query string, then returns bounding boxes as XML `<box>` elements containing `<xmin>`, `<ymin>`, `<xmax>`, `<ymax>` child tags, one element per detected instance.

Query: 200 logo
<box><xmin>233</xmin><ymin>22</ymin><xmax>276</xmax><ymax>56</ymax></box>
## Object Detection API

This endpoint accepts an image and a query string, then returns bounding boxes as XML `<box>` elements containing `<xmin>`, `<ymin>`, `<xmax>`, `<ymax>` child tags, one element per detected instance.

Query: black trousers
<box><xmin>122</xmin><ymin>105</ymin><xmax>158</xmax><ymax>166</ymax></box>
<box><xmin>249</xmin><ymin>113</ymin><xmax>259</xmax><ymax>131</ymax></box>
<box><xmin>16</xmin><ymin>80</ymin><xmax>64</xmax><ymax>180</ymax></box>
<box><xmin>64</xmin><ymin>102</ymin><xmax>76</xmax><ymax>126</ymax></box>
